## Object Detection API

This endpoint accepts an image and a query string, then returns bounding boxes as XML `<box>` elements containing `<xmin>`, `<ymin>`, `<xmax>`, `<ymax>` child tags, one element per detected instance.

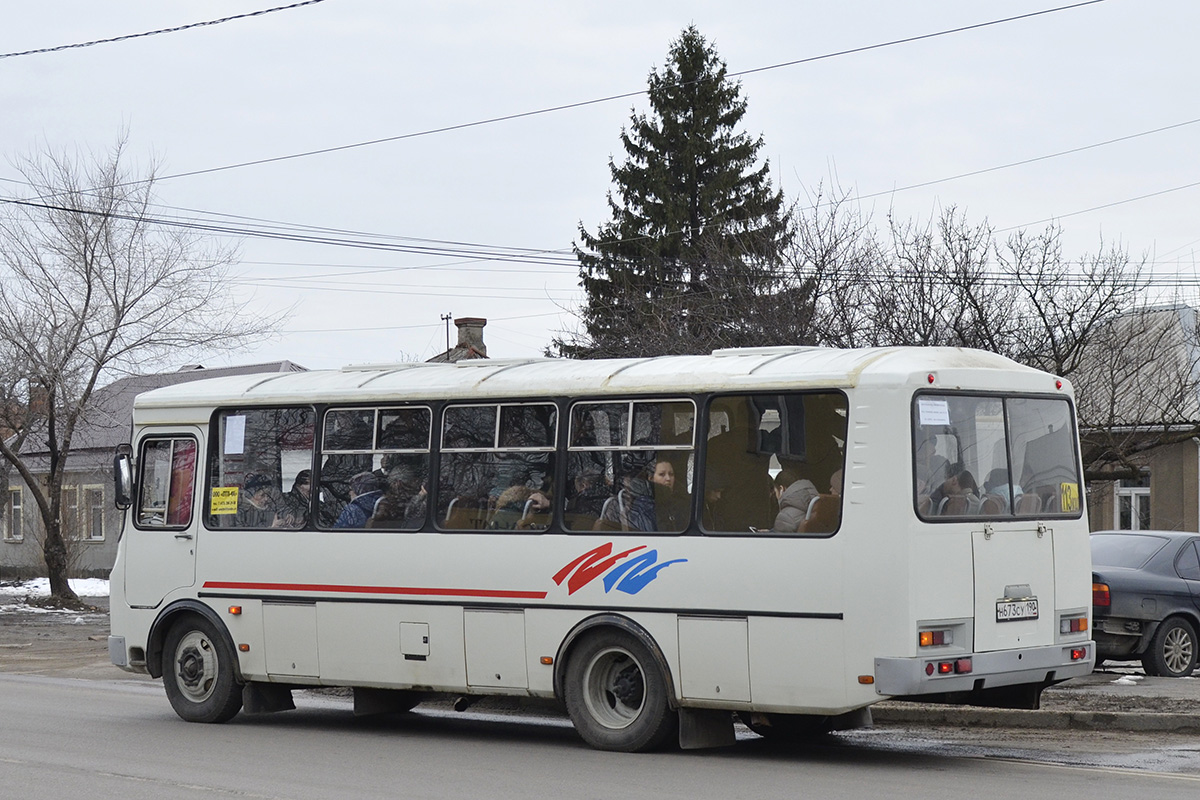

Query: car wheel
<box><xmin>162</xmin><ymin>614</ymin><xmax>243</xmax><ymax>723</ymax></box>
<box><xmin>563</xmin><ymin>629</ymin><xmax>676</xmax><ymax>752</ymax></box>
<box><xmin>1141</xmin><ymin>617</ymin><xmax>1198</xmax><ymax>678</ymax></box>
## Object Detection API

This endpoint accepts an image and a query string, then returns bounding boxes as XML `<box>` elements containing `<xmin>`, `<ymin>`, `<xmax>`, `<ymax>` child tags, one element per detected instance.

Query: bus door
<box><xmin>124</xmin><ymin>432</ymin><xmax>202</xmax><ymax>607</ymax></box>
<box><xmin>971</xmin><ymin>525</ymin><xmax>1056</xmax><ymax>651</ymax></box>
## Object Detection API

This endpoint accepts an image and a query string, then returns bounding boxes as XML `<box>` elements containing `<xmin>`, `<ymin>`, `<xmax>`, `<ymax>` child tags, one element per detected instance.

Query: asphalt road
<box><xmin>3</xmin><ymin>673</ymin><xmax>1200</xmax><ymax>800</ymax></box>
<box><xmin>4</xmin><ymin>592</ymin><xmax>1200</xmax><ymax>794</ymax></box>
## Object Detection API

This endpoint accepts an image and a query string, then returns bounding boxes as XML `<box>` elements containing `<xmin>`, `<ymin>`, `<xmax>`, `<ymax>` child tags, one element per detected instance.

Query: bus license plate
<box><xmin>996</xmin><ymin>598</ymin><xmax>1038</xmax><ymax>622</ymax></box>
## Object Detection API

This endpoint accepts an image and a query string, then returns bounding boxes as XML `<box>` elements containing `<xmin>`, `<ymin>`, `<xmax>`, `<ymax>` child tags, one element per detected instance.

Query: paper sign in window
<box><xmin>917</xmin><ymin>398</ymin><xmax>951</xmax><ymax>426</ymax></box>
<box><xmin>224</xmin><ymin>415</ymin><xmax>246</xmax><ymax>455</ymax></box>
<box><xmin>210</xmin><ymin>487</ymin><xmax>239</xmax><ymax>515</ymax></box>
<box><xmin>1060</xmin><ymin>482</ymin><xmax>1081</xmax><ymax>513</ymax></box>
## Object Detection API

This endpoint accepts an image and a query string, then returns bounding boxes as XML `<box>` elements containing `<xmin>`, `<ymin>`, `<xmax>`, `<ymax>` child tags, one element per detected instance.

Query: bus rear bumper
<box><xmin>874</xmin><ymin>641</ymin><xmax>1095</xmax><ymax>700</ymax></box>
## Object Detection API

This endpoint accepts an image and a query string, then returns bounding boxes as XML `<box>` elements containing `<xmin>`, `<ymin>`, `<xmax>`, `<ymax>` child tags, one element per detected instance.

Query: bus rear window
<box><xmin>914</xmin><ymin>394</ymin><xmax>1082</xmax><ymax>520</ymax></box>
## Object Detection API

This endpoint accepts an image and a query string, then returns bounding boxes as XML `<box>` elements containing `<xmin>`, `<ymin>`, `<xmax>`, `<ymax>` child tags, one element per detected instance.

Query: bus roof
<box><xmin>131</xmin><ymin>347</ymin><xmax>1067</xmax><ymax>411</ymax></box>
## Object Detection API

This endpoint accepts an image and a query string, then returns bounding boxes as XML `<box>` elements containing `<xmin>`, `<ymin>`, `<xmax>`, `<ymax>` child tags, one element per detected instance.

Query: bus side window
<box><xmin>136</xmin><ymin>438</ymin><xmax>197</xmax><ymax>528</ymax></box>
<box><xmin>564</xmin><ymin>401</ymin><xmax>694</xmax><ymax>534</ymax></box>
<box><xmin>207</xmin><ymin>407</ymin><xmax>315</xmax><ymax>530</ymax></box>
<box><xmin>703</xmin><ymin>392</ymin><xmax>846</xmax><ymax>534</ymax></box>
<box><xmin>437</xmin><ymin>403</ymin><xmax>556</xmax><ymax>532</ymax></box>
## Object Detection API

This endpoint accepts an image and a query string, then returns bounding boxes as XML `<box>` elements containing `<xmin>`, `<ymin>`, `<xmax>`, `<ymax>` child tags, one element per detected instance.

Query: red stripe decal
<box><xmin>202</xmin><ymin>581</ymin><xmax>547</xmax><ymax>600</ymax></box>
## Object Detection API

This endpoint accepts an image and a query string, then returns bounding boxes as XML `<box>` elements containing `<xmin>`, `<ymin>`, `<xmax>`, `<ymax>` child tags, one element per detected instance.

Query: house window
<box><xmin>4</xmin><ymin>488</ymin><xmax>22</xmax><ymax>541</ymax></box>
<box><xmin>83</xmin><ymin>486</ymin><xmax>105</xmax><ymax>540</ymax></box>
<box><xmin>1115</xmin><ymin>473</ymin><xmax>1150</xmax><ymax>530</ymax></box>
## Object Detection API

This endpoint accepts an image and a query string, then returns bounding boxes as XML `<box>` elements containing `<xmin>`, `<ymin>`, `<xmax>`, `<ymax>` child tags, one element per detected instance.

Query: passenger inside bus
<box><xmin>982</xmin><ymin>468</ymin><xmax>1023</xmax><ymax>514</ymax></box>
<box><xmin>921</xmin><ymin>467</ymin><xmax>979</xmax><ymax>516</ymax></box>
<box><xmin>368</xmin><ymin>464</ymin><xmax>427</xmax><ymax>530</ymax></box>
<box><xmin>237</xmin><ymin>473</ymin><xmax>284</xmax><ymax>528</ymax></box>
<box><xmin>771</xmin><ymin>468</ymin><xmax>819</xmax><ymax>533</ymax></box>
<box><xmin>564</xmin><ymin>458</ymin><xmax>610</xmax><ymax>529</ymax></box>
<box><xmin>650</xmin><ymin>457</ymin><xmax>691</xmax><ymax>531</ymax></box>
<box><xmin>334</xmin><ymin>472</ymin><xmax>386</xmax><ymax>528</ymax></box>
<box><xmin>274</xmin><ymin>469</ymin><xmax>311</xmax><ymax>528</ymax></box>
<box><xmin>489</xmin><ymin>484</ymin><xmax>552</xmax><ymax>530</ymax></box>
<box><xmin>596</xmin><ymin>458</ymin><xmax>656</xmax><ymax>532</ymax></box>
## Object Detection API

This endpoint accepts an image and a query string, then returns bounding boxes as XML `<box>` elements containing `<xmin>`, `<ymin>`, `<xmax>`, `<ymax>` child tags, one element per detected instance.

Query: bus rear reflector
<box><xmin>1092</xmin><ymin>583</ymin><xmax>1110</xmax><ymax>607</ymax></box>
<box><xmin>1071</xmin><ymin>648</ymin><xmax>1087</xmax><ymax>661</ymax></box>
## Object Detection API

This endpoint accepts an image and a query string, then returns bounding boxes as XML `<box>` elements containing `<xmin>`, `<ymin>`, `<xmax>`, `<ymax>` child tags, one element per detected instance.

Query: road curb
<box><xmin>872</xmin><ymin>704</ymin><xmax>1200</xmax><ymax>732</ymax></box>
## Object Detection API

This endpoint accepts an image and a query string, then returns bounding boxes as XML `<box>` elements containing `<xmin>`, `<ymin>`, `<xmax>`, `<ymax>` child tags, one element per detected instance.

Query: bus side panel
<box><xmin>748</xmin><ymin>616</ymin><xmax>847</xmax><ymax>712</ymax></box>
<box><xmin>316</xmin><ymin>602</ymin><xmax>467</xmax><ymax>691</ymax></box>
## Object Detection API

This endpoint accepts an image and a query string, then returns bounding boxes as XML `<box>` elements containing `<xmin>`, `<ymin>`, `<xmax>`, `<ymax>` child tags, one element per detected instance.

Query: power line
<box><xmin>844</xmin><ymin>117</ymin><xmax>1200</xmax><ymax>208</ymax></box>
<box><xmin>1000</xmin><ymin>180</ymin><xmax>1200</xmax><ymax>233</ymax></box>
<box><xmin>283</xmin><ymin>310</ymin><xmax>565</xmax><ymax>335</ymax></box>
<box><xmin>0</xmin><ymin>1</ymin><xmax>330</xmax><ymax>60</ymax></box>
<box><xmin>151</xmin><ymin>1</ymin><xmax>1110</xmax><ymax>183</ymax></box>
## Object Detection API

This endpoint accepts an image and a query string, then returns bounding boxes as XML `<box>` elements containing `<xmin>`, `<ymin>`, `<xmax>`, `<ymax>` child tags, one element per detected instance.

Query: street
<box><xmin>2</xmin><ymin>673</ymin><xmax>1199</xmax><ymax>800</ymax></box>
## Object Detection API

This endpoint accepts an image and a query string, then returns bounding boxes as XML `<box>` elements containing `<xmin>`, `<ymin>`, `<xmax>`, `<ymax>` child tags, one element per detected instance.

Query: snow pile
<box><xmin>0</xmin><ymin>578</ymin><xmax>110</xmax><ymax>613</ymax></box>
<box><xmin>1111</xmin><ymin>674</ymin><xmax>1145</xmax><ymax>686</ymax></box>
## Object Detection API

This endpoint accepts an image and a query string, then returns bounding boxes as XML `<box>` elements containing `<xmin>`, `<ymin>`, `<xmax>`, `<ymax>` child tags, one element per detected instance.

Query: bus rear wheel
<box><xmin>564</xmin><ymin>630</ymin><xmax>676</xmax><ymax>752</ymax></box>
<box><xmin>162</xmin><ymin>615</ymin><xmax>243</xmax><ymax>723</ymax></box>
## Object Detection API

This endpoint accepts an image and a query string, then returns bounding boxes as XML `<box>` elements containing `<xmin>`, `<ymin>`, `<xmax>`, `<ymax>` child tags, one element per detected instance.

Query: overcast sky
<box><xmin>2</xmin><ymin>0</ymin><xmax>1196</xmax><ymax>370</ymax></box>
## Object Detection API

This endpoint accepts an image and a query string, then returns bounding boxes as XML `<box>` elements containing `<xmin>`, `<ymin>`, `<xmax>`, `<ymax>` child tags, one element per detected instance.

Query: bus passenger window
<box><xmin>437</xmin><ymin>403</ymin><xmax>557</xmax><ymax>532</ymax></box>
<box><xmin>207</xmin><ymin>407</ymin><xmax>316</xmax><ymax>530</ymax></box>
<box><xmin>317</xmin><ymin>406</ymin><xmax>431</xmax><ymax>531</ymax></box>
<box><xmin>564</xmin><ymin>401</ymin><xmax>694</xmax><ymax>534</ymax></box>
<box><xmin>703</xmin><ymin>393</ymin><xmax>846</xmax><ymax>535</ymax></box>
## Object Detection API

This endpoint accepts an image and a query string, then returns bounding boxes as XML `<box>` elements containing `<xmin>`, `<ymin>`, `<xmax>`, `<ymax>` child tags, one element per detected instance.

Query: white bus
<box><xmin>109</xmin><ymin>346</ymin><xmax>1094</xmax><ymax>751</ymax></box>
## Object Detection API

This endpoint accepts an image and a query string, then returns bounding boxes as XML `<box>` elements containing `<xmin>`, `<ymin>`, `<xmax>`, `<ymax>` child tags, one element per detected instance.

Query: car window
<box><xmin>1177</xmin><ymin>541</ymin><xmax>1200</xmax><ymax>581</ymax></box>
<box><xmin>1090</xmin><ymin>533</ymin><xmax>1169</xmax><ymax>569</ymax></box>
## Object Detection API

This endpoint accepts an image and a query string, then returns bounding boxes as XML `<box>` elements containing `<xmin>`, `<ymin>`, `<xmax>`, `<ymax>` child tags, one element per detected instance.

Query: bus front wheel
<box><xmin>162</xmin><ymin>615</ymin><xmax>243</xmax><ymax>723</ymax></box>
<box><xmin>564</xmin><ymin>630</ymin><xmax>676</xmax><ymax>752</ymax></box>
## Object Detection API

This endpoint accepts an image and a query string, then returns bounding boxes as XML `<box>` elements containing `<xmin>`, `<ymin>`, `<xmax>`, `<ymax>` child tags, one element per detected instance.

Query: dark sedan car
<box><xmin>1091</xmin><ymin>530</ymin><xmax>1200</xmax><ymax>677</ymax></box>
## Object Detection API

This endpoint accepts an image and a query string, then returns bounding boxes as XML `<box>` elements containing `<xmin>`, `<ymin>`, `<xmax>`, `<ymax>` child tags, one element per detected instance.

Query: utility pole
<box><xmin>441</xmin><ymin>313</ymin><xmax>452</xmax><ymax>356</ymax></box>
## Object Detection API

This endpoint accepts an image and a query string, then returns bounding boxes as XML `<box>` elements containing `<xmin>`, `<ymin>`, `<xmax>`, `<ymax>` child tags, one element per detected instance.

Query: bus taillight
<box><xmin>1092</xmin><ymin>583</ymin><xmax>1110</xmax><ymax>607</ymax></box>
<box><xmin>926</xmin><ymin>658</ymin><xmax>972</xmax><ymax>676</ymax></box>
<box><xmin>918</xmin><ymin>629</ymin><xmax>953</xmax><ymax>647</ymax></box>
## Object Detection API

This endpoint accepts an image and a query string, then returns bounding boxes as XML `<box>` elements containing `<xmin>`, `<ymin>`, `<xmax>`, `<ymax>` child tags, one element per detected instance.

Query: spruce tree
<box><xmin>565</xmin><ymin>26</ymin><xmax>792</xmax><ymax>358</ymax></box>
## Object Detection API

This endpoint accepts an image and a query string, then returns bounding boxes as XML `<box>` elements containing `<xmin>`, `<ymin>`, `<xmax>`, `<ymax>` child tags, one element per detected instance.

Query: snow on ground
<box><xmin>0</xmin><ymin>578</ymin><xmax>110</xmax><ymax>613</ymax></box>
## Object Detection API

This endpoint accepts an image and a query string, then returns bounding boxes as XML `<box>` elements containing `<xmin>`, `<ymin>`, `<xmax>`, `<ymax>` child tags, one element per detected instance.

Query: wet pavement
<box><xmin>873</xmin><ymin>663</ymin><xmax>1200</xmax><ymax>731</ymax></box>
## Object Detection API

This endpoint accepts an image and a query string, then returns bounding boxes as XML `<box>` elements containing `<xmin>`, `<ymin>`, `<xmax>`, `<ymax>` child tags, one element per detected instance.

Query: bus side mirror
<box><xmin>113</xmin><ymin>444</ymin><xmax>134</xmax><ymax>511</ymax></box>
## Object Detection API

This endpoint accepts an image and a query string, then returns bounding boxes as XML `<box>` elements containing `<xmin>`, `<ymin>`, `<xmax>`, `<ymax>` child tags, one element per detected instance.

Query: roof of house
<box><xmin>23</xmin><ymin>361</ymin><xmax>306</xmax><ymax>461</ymax></box>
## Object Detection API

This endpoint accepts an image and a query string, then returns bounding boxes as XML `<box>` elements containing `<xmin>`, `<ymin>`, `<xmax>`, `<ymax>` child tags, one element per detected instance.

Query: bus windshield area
<box><xmin>914</xmin><ymin>394</ymin><xmax>1082</xmax><ymax>520</ymax></box>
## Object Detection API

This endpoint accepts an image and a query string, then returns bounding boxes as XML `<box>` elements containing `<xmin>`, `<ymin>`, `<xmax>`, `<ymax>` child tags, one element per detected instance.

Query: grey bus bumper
<box><xmin>875</xmin><ymin>641</ymin><xmax>1094</xmax><ymax>700</ymax></box>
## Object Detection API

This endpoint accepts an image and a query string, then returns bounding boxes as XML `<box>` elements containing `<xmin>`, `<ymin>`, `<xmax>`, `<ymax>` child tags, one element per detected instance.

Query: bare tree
<box><xmin>0</xmin><ymin>137</ymin><xmax>276</xmax><ymax>601</ymax></box>
<box><xmin>781</xmin><ymin>195</ymin><xmax>1199</xmax><ymax>481</ymax></box>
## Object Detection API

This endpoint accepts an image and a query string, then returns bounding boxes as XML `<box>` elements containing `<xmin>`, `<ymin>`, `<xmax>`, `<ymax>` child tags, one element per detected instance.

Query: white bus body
<box><xmin>109</xmin><ymin>346</ymin><xmax>1094</xmax><ymax>751</ymax></box>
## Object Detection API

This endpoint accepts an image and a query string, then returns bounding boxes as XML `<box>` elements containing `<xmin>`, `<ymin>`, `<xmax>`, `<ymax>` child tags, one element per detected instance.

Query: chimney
<box><xmin>454</xmin><ymin>317</ymin><xmax>487</xmax><ymax>358</ymax></box>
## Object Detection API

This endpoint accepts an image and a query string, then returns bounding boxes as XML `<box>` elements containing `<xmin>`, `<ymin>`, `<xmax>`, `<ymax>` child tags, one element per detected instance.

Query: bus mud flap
<box><xmin>242</xmin><ymin>682</ymin><xmax>296</xmax><ymax>714</ymax></box>
<box><xmin>678</xmin><ymin>708</ymin><xmax>735</xmax><ymax>749</ymax></box>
